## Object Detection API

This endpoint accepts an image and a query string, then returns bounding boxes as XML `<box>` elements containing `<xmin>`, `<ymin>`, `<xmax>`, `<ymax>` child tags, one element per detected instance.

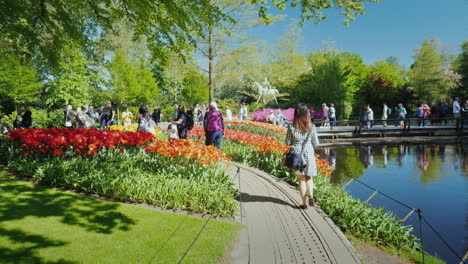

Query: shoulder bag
<box><xmin>284</xmin><ymin>128</ymin><xmax>312</xmax><ymax>170</ymax></box>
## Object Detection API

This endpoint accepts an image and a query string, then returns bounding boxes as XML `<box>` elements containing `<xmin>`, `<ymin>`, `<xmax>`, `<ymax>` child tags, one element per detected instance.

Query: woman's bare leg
<box><xmin>305</xmin><ymin>176</ymin><xmax>313</xmax><ymax>198</ymax></box>
<box><xmin>298</xmin><ymin>174</ymin><xmax>307</xmax><ymax>206</ymax></box>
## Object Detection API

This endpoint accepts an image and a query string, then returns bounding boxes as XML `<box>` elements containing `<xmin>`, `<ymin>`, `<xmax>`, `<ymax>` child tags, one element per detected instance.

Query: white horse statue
<box><xmin>254</xmin><ymin>78</ymin><xmax>279</xmax><ymax>104</ymax></box>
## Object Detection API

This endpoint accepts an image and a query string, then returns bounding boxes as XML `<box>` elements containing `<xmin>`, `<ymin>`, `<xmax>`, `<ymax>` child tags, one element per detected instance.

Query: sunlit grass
<box><xmin>0</xmin><ymin>169</ymin><xmax>241</xmax><ymax>264</ymax></box>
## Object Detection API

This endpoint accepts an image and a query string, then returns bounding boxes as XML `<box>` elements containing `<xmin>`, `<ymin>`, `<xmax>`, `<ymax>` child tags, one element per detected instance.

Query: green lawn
<box><xmin>0</xmin><ymin>169</ymin><xmax>241</xmax><ymax>264</ymax></box>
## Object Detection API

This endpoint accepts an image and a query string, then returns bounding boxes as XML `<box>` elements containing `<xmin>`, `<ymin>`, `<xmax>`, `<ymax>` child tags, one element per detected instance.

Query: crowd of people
<box><xmin>312</xmin><ymin>97</ymin><xmax>468</xmax><ymax>130</ymax></box>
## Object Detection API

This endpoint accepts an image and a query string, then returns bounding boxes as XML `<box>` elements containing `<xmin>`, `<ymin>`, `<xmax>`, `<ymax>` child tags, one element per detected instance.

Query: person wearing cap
<box><xmin>204</xmin><ymin>102</ymin><xmax>224</xmax><ymax>149</ymax></box>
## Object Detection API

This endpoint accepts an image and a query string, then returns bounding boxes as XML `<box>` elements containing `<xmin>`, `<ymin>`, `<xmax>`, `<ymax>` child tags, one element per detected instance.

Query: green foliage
<box><xmin>355</xmin><ymin>58</ymin><xmax>409</xmax><ymax>115</ymax></box>
<box><xmin>109</xmin><ymin>49</ymin><xmax>159</xmax><ymax>107</ymax></box>
<box><xmin>314</xmin><ymin>176</ymin><xmax>417</xmax><ymax>249</ymax></box>
<box><xmin>181</xmin><ymin>69</ymin><xmax>209</xmax><ymax>105</ymax></box>
<box><xmin>3</xmin><ymin>146</ymin><xmax>237</xmax><ymax>217</ymax></box>
<box><xmin>257</xmin><ymin>0</ymin><xmax>380</xmax><ymax>27</ymax></box>
<box><xmin>453</xmin><ymin>40</ymin><xmax>468</xmax><ymax>99</ymax></box>
<box><xmin>0</xmin><ymin>53</ymin><xmax>41</xmax><ymax>111</ymax></box>
<box><xmin>408</xmin><ymin>38</ymin><xmax>460</xmax><ymax>103</ymax></box>
<box><xmin>45</xmin><ymin>44</ymin><xmax>91</xmax><ymax>108</ymax></box>
<box><xmin>291</xmin><ymin>49</ymin><xmax>367</xmax><ymax>118</ymax></box>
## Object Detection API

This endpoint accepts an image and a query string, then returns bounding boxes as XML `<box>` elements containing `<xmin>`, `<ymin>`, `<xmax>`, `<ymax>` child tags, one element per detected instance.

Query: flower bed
<box><xmin>2</xmin><ymin>129</ymin><xmax>237</xmax><ymax>216</ymax></box>
<box><xmin>226</xmin><ymin>120</ymin><xmax>287</xmax><ymax>135</ymax></box>
<box><xmin>6</xmin><ymin>128</ymin><xmax>155</xmax><ymax>156</ymax></box>
<box><xmin>189</xmin><ymin>126</ymin><xmax>288</xmax><ymax>154</ymax></box>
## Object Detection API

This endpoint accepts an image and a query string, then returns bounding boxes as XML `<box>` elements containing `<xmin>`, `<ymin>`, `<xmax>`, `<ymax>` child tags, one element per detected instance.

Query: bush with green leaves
<box><xmin>3</xmin><ymin>145</ymin><xmax>237</xmax><ymax>217</ymax></box>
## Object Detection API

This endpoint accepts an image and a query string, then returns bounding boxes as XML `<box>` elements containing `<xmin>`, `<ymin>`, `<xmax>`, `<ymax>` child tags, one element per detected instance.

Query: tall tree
<box><xmin>453</xmin><ymin>41</ymin><xmax>468</xmax><ymax>99</ymax></box>
<box><xmin>408</xmin><ymin>38</ymin><xmax>459</xmax><ymax>103</ymax></box>
<box><xmin>109</xmin><ymin>49</ymin><xmax>159</xmax><ymax>107</ymax></box>
<box><xmin>0</xmin><ymin>53</ymin><xmax>41</xmax><ymax>112</ymax></box>
<box><xmin>356</xmin><ymin>59</ymin><xmax>407</xmax><ymax>114</ymax></box>
<box><xmin>45</xmin><ymin>44</ymin><xmax>91</xmax><ymax>108</ymax></box>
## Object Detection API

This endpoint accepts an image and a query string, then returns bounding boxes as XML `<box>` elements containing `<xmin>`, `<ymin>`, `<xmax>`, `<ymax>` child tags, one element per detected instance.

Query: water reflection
<box><xmin>318</xmin><ymin>143</ymin><xmax>468</xmax><ymax>185</ymax></box>
<box><xmin>317</xmin><ymin>143</ymin><xmax>467</xmax><ymax>264</ymax></box>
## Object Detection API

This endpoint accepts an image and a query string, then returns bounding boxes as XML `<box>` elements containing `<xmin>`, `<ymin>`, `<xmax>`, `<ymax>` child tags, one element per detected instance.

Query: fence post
<box><xmin>417</xmin><ymin>208</ymin><xmax>425</xmax><ymax>264</ymax></box>
<box><xmin>237</xmin><ymin>167</ymin><xmax>242</xmax><ymax>224</ymax></box>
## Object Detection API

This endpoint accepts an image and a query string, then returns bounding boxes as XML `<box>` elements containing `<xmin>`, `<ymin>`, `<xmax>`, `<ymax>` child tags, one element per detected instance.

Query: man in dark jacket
<box><xmin>22</xmin><ymin>106</ymin><xmax>32</xmax><ymax>128</ymax></box>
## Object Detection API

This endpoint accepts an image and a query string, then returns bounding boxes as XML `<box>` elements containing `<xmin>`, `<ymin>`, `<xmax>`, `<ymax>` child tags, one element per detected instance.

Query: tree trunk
<box><xmin>208</xmin><ymin>25</ymin><xmax>214</xmax><ymax>103</ymax></box>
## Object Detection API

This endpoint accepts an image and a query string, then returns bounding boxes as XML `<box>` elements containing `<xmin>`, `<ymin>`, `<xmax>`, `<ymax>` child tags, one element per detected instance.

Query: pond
<box><xmin>317</xmin><ymin>143</ymin><xmax>467</xmax><ymax>264</ymax></box>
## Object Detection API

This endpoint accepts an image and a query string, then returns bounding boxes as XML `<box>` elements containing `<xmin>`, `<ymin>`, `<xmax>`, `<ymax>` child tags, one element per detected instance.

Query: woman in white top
<box><xmin>226</xmin><ymin>106</ymin><xmax>233</xmax><ymax>121</ymax></box>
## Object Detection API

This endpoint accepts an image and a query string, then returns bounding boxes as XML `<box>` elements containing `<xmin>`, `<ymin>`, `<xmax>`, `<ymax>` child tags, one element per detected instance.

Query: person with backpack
<box><xmin>382</xmin><ymin>103</ymin><xmax>391</xmax><ymax>127</ymax></box>
<box><xmin>137</xmin><ymin>105</ymin><xmax>149</xmax><ymax>132</ymax></box>
<box><xmin>204</xmin><ymin>102</ymin><xmax>224</xmax><ymax>149</ymax></box>
<box><xmin>171</xmin><ymin>105</ymin><xmax>189</xmax><ymax>139</ymax></box>
<box><xmin>395</xmin><ymin>103</ymin><xmax>407</xmax><ymax>128</ymax></box>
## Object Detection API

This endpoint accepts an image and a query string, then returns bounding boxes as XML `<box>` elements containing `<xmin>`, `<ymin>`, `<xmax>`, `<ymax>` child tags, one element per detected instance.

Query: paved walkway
<box><xmin>228</xmin><ymin>163</ymin><xmax>361</xmax><ymax>264</ymax></box>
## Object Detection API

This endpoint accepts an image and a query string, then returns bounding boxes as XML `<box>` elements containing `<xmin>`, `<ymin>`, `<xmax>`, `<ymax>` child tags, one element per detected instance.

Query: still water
<box><xmin>317</xmin><ymin>144</ymin><xmax>467</xmax><ymax>264</ymax></box>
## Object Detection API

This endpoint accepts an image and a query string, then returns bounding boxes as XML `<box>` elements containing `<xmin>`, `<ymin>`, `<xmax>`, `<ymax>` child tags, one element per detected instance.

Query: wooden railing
<box><xmin>312</xmin><ymin>116</ymin><xmax>466</xmax><ymax>136</ymax></box>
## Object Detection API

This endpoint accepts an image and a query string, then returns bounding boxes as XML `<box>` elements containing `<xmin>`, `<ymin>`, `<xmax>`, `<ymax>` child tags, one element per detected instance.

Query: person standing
<box><xmin>382</xmin><ymin>103</ymin><xmax>389</xmax><ymax>127</ymax></box>
<box><xmin>106</xmin><ymin>101</ymin><xmax>116</xmax><ymax>126</ymax></box>
<box><xmin>366</xmin><ymin>105</ymin><xmax>374</xmax><ymax>129</ymax></box>
<box><xmin>152</xmin><ymin>105</ymin><xmax>161</xmax><ymax>126</ymax></box>
<box><xmin>395</xmin><ymin>104</ymin><xmax>407</xmax><ymax>128</ymax></box>
<box><xmin>241</xmin><ymin>103</ymin><xmax>248</xmax><ymax>120</ymax></box>
<box><xmin>285</xmin><ymin>103</ymin><xmax>319</xmax><ymax>209</ymax></box>
<box><xmin>226</xmin><ymin>106</ymin><xmax>233</xmax><ymax>121</ymax></box>
<box><xmin>309</xmin><ymin>107</ymin><xmax>315</xmax><ymax>123</ymax></box>
<box><xmin>238</xmin><ymin>104</ymin><xmax>244</xmax><ymax>120</ymax></box>
<box><xmin>453</xmin><ymin>97</ymin><xmax>461</xmax><ymax>128</ymax></box>
<box><xmin>276</xmin><ymin>110</ymin><xmax>285</xmax><ymax>127</ymax></box>
<box><xmin>173</xmin><ymin>102</ymin><xmax>179</xmax><ymax>121</ymax></box>
<box><xmin>321</xmin><ymin>103</ymin><xmax>329</xmax><ymax>127</ymax></box>
<box><xmin>64</xmin><ymin>105</ymin><xmax>73</xmax><ymax>128</ymax></box>
<box><xmin>329</xmin><ymin>103</ymin><xmax>336</xmax><ymax>129</ymax></box>
<box><xmin>99</xmin><ymin>101</ymin><xmax>115</xmax><ymax>130</ymax></box>
<box><xmin>171</xmin><ymin>105</ymin><xmax>188</xmax><ymax>139</ymax></box>
<box><xmin>22</xmin><ymin>106</ymin><xmax>32</xmax><ymax>128</ymax></box>
<box><xmin>83</xmin><ymin>104</ymin><xmax>93</xmax><ymax>119</ymax></box>
<box><xmin>137</xmin><ymin>105</ymin><xmax>149</xmax><ymax>132</ymax></box>
<box><xmin>417</xmin><ymin>103</ymin><xmax>425</xmax><ymax>127</ymax></box>
<box><xmin>204</xmin><ymin>102</ymin><xmax>224</xmax><ymax>149</ymax></box>
<box><xmin>122</xmin><ymin>107</ymin><xmax>134</xmax><ymax>126</ymax></box>
<box><xmin>13</xmin><ymin>115</ymin><xmax>23</xmax><ymax>129</ymax></box>
<box><xmin>462</xmin><ymin>100</ymin><xmax>468</xmax><ymax>118</ymax></box>
<box><xmin>439</xmin><ymin>102</ymin><xmax>448</xmax><ymax>124</ymax></box>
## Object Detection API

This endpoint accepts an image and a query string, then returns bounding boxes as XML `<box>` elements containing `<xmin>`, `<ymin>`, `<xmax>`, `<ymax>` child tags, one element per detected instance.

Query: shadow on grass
<box><xmin>0</xmin><ymin>227</ymin><xmax>76</xmax><ymax>264</ymax></box>
<box><xmin>0</xmin><ymin>172</ymin><xmax>137</xmax><ymax>263</ymax></box>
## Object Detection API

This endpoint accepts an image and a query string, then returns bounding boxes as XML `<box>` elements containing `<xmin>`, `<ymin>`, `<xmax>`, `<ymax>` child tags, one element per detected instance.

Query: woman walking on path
<box><xmin>286</xmin><ymin>104</ymin><xmax>319</xmax><ymax>209</ymax></box>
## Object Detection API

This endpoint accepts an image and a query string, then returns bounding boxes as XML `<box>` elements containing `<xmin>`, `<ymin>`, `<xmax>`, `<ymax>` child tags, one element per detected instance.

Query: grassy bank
<box><xmin>0</xmin><ymin>169</ymin><xmax>241</xmax><ymax>264</ymax></box>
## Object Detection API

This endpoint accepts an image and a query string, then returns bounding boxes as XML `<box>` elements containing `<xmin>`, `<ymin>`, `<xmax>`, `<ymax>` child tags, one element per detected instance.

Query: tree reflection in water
<box><xmin>317</xmin><ymin>143</ymin><xmax>467</xmax><ymax>185</ymax></box>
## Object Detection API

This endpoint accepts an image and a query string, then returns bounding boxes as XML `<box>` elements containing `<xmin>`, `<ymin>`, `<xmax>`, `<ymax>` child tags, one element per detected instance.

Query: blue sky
<box><xmin>245</xmin><ymin>0</ymin><xmax>468</xmax><ymax>67</ymax></box>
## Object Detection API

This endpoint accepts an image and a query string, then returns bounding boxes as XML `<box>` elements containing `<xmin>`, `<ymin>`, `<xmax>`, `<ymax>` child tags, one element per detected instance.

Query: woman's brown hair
<box><xmin>293</xmin><ymin>103</ymin><xmax>311</xmax><ymax>133</ymax></box>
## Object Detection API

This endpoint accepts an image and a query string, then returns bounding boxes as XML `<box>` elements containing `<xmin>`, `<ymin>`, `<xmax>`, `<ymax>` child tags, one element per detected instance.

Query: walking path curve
<box><xmin>228</xmin><ymin>163</ymin><xmax>362</xmax><ymax>264</ymax></box>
